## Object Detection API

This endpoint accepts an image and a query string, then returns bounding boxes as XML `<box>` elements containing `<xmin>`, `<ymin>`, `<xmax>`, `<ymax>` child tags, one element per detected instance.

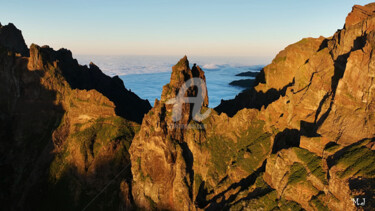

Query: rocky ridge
<box><xmin>0</xmin><ymin>22</ymin><xmax>29</xmax><ymax>56</ymax></box>
<box><xmin>1</xmin><ymin>3</ymin><xmax>375</xmax><ymax>210</ymax></box>
<box><xmin>0</xmin><ymin>23</ymin><xmax>150</xmax><ymax>210</ymax></box>
<box><xmin>130</xmin><ymin>57</ymin><xmax>301</xmax><ymax>210</ymax></box>
<box><xmin>130</xmin><ymin>3</ymin><xmax>375</xmax><ymax>210</ymax></box>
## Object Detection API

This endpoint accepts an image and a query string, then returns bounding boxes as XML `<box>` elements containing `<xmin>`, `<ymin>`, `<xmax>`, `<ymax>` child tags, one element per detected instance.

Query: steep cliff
<box><xmin>28</xmin><ymin>43</ymin><xmax>151</xmax><ymax>123</ymax></box>
<box><xmin>0</xmin><ymin>22</ymin><xmax>29</xmax><ymax>56</ymax></box>
<box><xmin>258</xmin><ymin>3</ymin><xmax>375</xmax><ymax>209</ymax></box>
<box><xmin>130</xmin><ymin>56</ymin><xmax>205</xmax><ymax>210</ymax></box>
<box><xmin>130</xmin><ymin>56</ymin><xmax>301</xmax><ymax>210</ymax></box>
<box><xmin>0</xmin><ymin>23</ymin><xmax>149</xmax><ymax>210</ymax></box>
<box><xmin>130</xmin><ymin>3</ymin><xmax>375</xmax><ymax>211</ymax></box>
<box><xmin>2</xmin><ymin>2</ymin><xmax>375</xmax><ymax>210</ymax></box>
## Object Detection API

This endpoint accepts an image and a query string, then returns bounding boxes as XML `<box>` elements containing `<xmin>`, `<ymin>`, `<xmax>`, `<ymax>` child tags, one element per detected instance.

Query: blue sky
<box><xmin>0</xmin><ymin>0</ymin><xmax>373</xmax><ymax>58</ymax></box>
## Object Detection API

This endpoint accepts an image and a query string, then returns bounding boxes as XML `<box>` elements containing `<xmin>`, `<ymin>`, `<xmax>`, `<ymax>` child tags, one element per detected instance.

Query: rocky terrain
<box><xmin>130</xmin><ymin>3</ymin><xmax>375</xmax><ymax>211</ymax></box>
<box><xmin>0</xmin><ymin>23</ymin><xmax>150</xmax><ymax>210</ymax></box>
<box><xmin>1</xmin><ymin>3</ymin><xmax>375</xmax><ymax>211</ymax></box>
<box><xmin>0</xmin><ymin>22</ymin><xmax>29</xmax><ymax>57</ymax></box>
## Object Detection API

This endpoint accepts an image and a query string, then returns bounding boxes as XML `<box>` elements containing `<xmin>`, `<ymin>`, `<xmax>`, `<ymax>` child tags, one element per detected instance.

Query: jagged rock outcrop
<box><xmin>242</xmin><ymin>3</ymin><xmax>375</xmax><ymax>210</ymax></box>
<box><xmin>0</xmin><ymin>23</ymin><xmax>29</xmax><ymax>56</ymax></box>
<box><xmin>130</xmin><ymin>56</ymin><xmax>204</xmax><ymax>210</ymax></box>
<box><xmin>28</xmin><ymin>43</ymin><xmax>151</xmax><ymax>123</ymax></box>
<box><xmin>0</xmin><ymin>23</ymin><xmax>149</xmax><ymax>210</ymax></box>
<box><xmin>132</xmin><ymin>3</ymin><xmax>375</xmax><ymax>211</ymax></box>
<box><xmin>254</xmin><ymin>3</ymin><xmax>375</xmax><ymax>144</ymax></box>
<box><xmin>2</xmin><ymin>3</ymin><xmax>375</xmax><ymax>210</ymax></box>
<box><xmin>345</xmin><ymin>4</ymin><xmax>375</xmax><ymax>27</ymax></box>
<box><xmin>130</xmin><ymin>56</ymin><xmax>292</xmax><ymax>210</ymax></box>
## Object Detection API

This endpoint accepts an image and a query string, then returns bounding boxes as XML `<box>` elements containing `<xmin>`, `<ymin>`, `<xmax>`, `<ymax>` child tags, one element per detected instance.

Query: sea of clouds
<box><xmin>76</xmin><ymin>55</ymin><xmax>268</xmax><ymax>76</ymax></box>
<box><xmin>75</xmin><ymin>55</ymin><xmax>268</xmax><ymax>107</ymax></box>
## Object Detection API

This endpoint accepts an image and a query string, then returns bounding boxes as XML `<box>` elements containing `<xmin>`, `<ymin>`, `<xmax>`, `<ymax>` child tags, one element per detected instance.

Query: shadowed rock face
<box><xmin>28</xmin><ymin>44</ymin><xmax>151</xmax><ymax>124</ymax></box>
<box><xmin>2</xmin><ymin>3</ymin><xmax>375</xmax><ymax>210</ymax></box>
<box><xmin>0</xmin><ymin>23</ymin><xmax>29</xmax><ymax>56</ymax></box>
<box><xmin>0</xmin><ymin>23</ymin><xmax>148</xmax><ymax>210</ymax></box>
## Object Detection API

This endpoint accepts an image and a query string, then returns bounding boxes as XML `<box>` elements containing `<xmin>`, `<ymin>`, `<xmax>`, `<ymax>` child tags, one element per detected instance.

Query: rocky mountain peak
<box><xmin>2</xmin><ymin>3</ymin><xmax>375</xmax><ymax>210</ymax></box>
<box><xmin>161</xmin><ymin>56</ymin><xmax>208</xmax><ymax>107</ymax></box>
<box><xmin>175</xmin><ymin>55</ymin><xmax>189</xmax><ymax>68</ymax></box>
<box><xmin>345</xmin><ymin>3</ymin><xmax>375</xmax><ymax>27</ymax></box>
<box><xmin>0</xmin><ymin>22</ymin><xmax>153</xmax><ymax>209</ymax></box>
<box><xmin>167</xmin><ymin>55</ymin><xmax>192</xmax><ymax>91</ymax></box>
<box><xmin>0</xmin><ymin>22</ymin><xmax>29</xmax><ymax>56</ymax></box>
<box><xmin>129</xmin><ymin>56</ymin><xmax>213</xmax><ymax>210</ymax></box>
<box><xmin>26</xmin><ymin>42</ymin><xmax>151</xmax><ymax>123</ymax></box>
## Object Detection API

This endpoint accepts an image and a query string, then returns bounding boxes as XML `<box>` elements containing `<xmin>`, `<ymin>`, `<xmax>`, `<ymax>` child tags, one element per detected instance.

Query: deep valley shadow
<box><xmin>0</xmin><ymin>50</ymin><xmax>65</xmax><ymax>210</ymax></box>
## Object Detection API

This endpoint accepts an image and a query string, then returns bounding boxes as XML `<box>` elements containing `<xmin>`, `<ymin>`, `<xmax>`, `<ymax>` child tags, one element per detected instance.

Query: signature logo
<box><xmin>166</xmin><ymin>77</ymin><xmax>211</xmax><ymax>122</ymax></box>
<box><xmin>352</xmin><ymin>197</ymin><xmax>366</xmax><ymax>206</ymax></box>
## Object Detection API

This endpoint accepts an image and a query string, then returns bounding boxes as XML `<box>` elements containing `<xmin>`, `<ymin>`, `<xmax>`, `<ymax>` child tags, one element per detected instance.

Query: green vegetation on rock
<box><xmin>47</xmin><ymin>116</ymin><xmax>138</xmax><ymax>210</ymax></box>
<box><xmin>288</xmin><ymin>162</ymin><xmax>307</xmax><ymax>185</ymax></box>
<box><xmin>293</xmin><ymin>148</ymin><xmax>327</xmax><ymax>184</ymax></box>
<box><xmin>334</xmin><ymin>140</ymin><xmax>375</xmax><ymax>178</ymax></box>
<box><xmin>74</xmin><ymin>116</ymin><xmax>136</xmax><ymax>158</ymax></box>
<box><xmin>324</xmin><ymin>142</ymin><xmax>341</xmax><ymax>153</ymax></box>
<box><xmin>309</xmin><ymin>193</ymin><xmax>329</xmax><ymax>211</ymax></box>
<box><xmin>203</xmin><ymin>120</ymin><xmax>271</xmax><ymax>180</ymax></box>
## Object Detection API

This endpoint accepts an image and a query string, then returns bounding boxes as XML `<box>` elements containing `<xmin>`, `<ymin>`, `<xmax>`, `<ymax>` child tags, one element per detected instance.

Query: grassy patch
<box><xmin>278</xmin><ymin>198</ymin><xmax>304</xmax><ymax>211</ymax></box>
<box><xmin>310</xmin><ymin>193</ymin><xmax>329</xmax><ymax>211</ymax></box>
<box><xmin>50</xmin><ymin>116</ymin><xmax>136</xmax><ymax>182</ymax></box>
<box><xmin>237</xmin><ymin>133</ymin><xmax>271</xmax><ymax>172</ymax></box>
<box><xmin>254</xmin><ymin>172</ymin><xmax>269</xmax><ymax>190</ymax></box>
<box><xmin>230</xmin><ymin>172</ymin><xmax>304</xmax><ymax>211</ymax></box>
<box><xmin>334</xmin><ymin>143</ymin><xmax>375</xmax><ymax>178</ymax></box>
<box><xmin>74</xmin><ymin>116</ymin><xmax>135</xmax><ymax>157</ymax></box>
<box><xmin>49</xmin><ymin>146</ymin><xmax>70</xmax><ymax>183</ymax></box>
<box><xmin>288</xmin><ymin>162</ymin><xmax>307</xmax><ymax>185</ymax></box>
<box><xmin>203</xmin><ymin>120</ymin><xmax>270</xmax><ymax>180</ymax></box>
<box><xmin>274</xmin><ymin>56</ymin><xmax>287</xmax><ymax>63</ymax></box>
<box><xmin>234</xmin><ymin>190</ymin><xmax>279</xmax><ymax>211</ymax></box>
<box><xmin>294</xmin><ymin>148</ymin><xmax>327</xmax><ymax>185</ymax></box>
<box><xmin>230</xmin><ymin>189</ymin><xmax>304</xmax><ymax>211</ymax></box>
<box><xmin>204</xmin><ymin>135</ymin><xmax>232</xmax><ymax>176</ymax></box>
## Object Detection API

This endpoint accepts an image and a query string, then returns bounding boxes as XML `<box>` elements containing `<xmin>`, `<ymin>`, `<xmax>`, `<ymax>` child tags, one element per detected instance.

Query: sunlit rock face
<box><xmin>1</xmin><ymin>3</ymin><xmax>375</xmax><ymax>210</ymax></box>
<box><xmin>131</xmin><ymin>3</ymin><xmax>375</xmax><ymax>210</ymax></box>
<box><xmin>130</xmin><ymin>56</ymin><xmax>274</xmax><ymax>210</ymax></box>
<box><xmin>129</xmin><ymin>56</ymin><xmax>207</xmax><ymax>210</ymax></box>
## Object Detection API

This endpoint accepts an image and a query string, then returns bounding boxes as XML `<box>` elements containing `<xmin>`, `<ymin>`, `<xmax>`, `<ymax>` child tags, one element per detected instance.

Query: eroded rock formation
<box><xmin>1</xmin><ymin>2</ymin><xmax>375</xmax><ymax>211</ymax></box>
<box><xmin>0</xmin><ymin>23</ymin><xmax>149</xmax><ymax>210</ymax></box>
<box><xmin>131</xmin><ymin>3</ymin><xmax>375</xmax><ymax>210</ymax></box>
<box><xmin>130</xmin><ymin>56</ymin><xmax>297</xmax><ymax>210</ymax></box>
